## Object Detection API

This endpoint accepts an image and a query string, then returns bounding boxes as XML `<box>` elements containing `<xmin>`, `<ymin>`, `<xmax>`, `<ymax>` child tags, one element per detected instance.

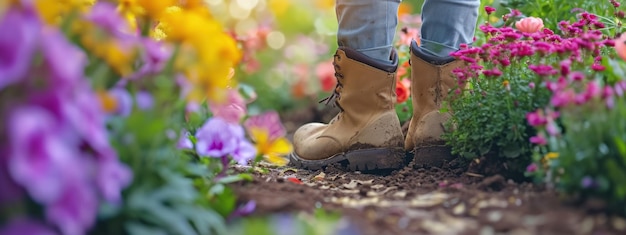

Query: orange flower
<box><xmin>395</xmin><ymin>78</ymin><xmax>410</xmax><ymax>103</ymax></box>
<box><xmin>515</xmin><ymin>17</ymin><xmax>544</xmax><ymax>33</ymax></box>
<box><xmin>397</xmin><ymin>2</ymin><xmax>412</xmax><ymax>17</ymax></box>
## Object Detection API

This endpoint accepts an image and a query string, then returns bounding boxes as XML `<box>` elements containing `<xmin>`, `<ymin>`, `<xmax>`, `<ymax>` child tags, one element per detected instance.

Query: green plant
<box><xmin>443</xmin><ymin>9</ymin><xmax>614</xmax><ymax>175</ymax></box>
<box><xmin>527</xmin><ymin>56</ymin><xmax>626</xmax><ymax>215</ymax></box>
<box><xmin>501</xmin><ymin>0</ymin><xmax>624</xmax><ymax>37</ymax></box>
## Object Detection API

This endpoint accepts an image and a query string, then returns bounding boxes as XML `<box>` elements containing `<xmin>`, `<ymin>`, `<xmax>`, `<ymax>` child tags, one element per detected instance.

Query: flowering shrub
<box><xmin>501</xmin><ymin>0</ymin><xmax>624</xmax><ymax>37</ymax></box>
<box><xmin>526</xmin><ymin>29</ymin><xmax>626</xmax><ymax>216</ymax></box>
<box><xmin>443</xmin><ymin>8</ymin><xmax>615</xmax><ymax>175</ymax></box>
<box><xmin>1</xmin><ymin>1</ymin><xmax>292</xmax><ymax>234</ymax></box>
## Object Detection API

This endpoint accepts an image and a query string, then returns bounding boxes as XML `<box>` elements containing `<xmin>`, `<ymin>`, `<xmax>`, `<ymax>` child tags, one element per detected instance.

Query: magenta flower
<box><xmin>591</xmin><ymin>63</ymin><xmax>605</xmax><ymax>71</ymax></box>
<box><xmin>0</xmin><ymin>218</ymin><xmax>56</xmax><ymax>235</ymax></box>
<box><xmin>529</xmin><ymin>64</ymin><xmax>558</xmax><ymax>76</ymax></box>
<box><xmin>195</xmin><ymin>117</ymin><xmax>245</xmax><ymax>157</ymax></box>
<box><xmin>550</xmin><ymin>90</ymin><xmax>575</xmax><ymax>107</ymax></box>
<box><xmin>0</xmin><ymin>7</ymin><xmax>39</xmax><ymax>89</ymax></box>
<box><xmin>484</xmin><ymin>6</ymin><xmax>496</xmax><ymax>15</ymax></box>
<box><xmin>526</xmin><ymin>163</ymin><xmax>538</xmax><ymax>173</ymax></box>
<box><xmin>530</xmin><ymin>134</ymin><xmax>547</xmax><ymax>145</ymax></box>
<box><xmin>526</xmin><ymin>110</ymin><xmax>547</xmax><ymax>127</ymax></box>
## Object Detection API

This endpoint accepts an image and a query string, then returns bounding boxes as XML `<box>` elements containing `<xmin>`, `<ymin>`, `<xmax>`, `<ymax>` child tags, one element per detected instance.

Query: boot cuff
<box><xmin>410</xmin><ymin>40</ymin><xmax>455</xmax><ymax>65</ymax></box>
<box><xmin>339</xmin><ymin>47</ymin><xmax>398</xmax><ymax>73</ymax></box>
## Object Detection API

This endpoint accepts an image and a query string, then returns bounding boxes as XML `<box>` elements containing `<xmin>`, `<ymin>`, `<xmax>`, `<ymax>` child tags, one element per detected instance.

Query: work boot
<box><xmin>404</xmin><ymin>40</ymin><xmax>463</xmax><ymax>167</ymax></box>
<box><xmin>289</xmin><ymin>47</ymin><xmax>405</xmax><ymax>171</ymax></box>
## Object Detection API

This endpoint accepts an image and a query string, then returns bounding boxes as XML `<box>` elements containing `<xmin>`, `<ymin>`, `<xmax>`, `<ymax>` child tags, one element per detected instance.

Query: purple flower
<box><xmin>231</xmin><ymin>138</ymin><xmax>257</xmax><ymax>165</ymax></box>
<box><xmin>46</xmin><ymin>175</ymin><xmax>98</xmax><ymax>235</ymax></box>
<box><xmin>85</xmin><ymin>2</ymin><xmax>133</xmax><ymax>37</ymax></box>
<box><xmin>0</xmin><ymin>218</ymin><xmax>56</xmax><ymax>235</ymax></box>
<box><xmin>126</xmin><ymin>39</ymin><xmax>172</xmax><ymax>80</ymax></box>
<box><xmin>96</xmin><ymin>157</ymin><xmax>132</xmax><ymax>203</ymax></box>
<box><xmin>580</xmin><ymin>176</ymin><xmax>595</xmax><ymax>188</ymax></box>
<box><xmin>177</xmin><ymin>131</ymin><xmax>193</xmax><ymax>149</ymax></box>
<box><xmin>62</xmin><ymin>88</ymin><xmax>114</xmax><ymax>158</ymax></box>
<box><xmin>0</xmin><ymin>7</ymin><xmax>39</xmax><ymax>89</ymax></box>
<box><xmin>7</xmin><ymin>107</ymin><xmax>75</xmax><ymax>204</ymax></box>
<box><xmin>109</xmin><ymin>88</ymin><xmax>133</xmax><ymax>116</ymax></box>
<box><xmin>41</xmin><ymin>29</ymin><xmax>86</xmax><ymax>90</ymax></box>
<box><xmin>135</xmin><ymin>90</ymin><xmax>154</xmax><ymax>110</ymax></box>
<box><xmin>0</xmin><ymin>149</ymin><xmax>23</xmax><ymax>203</ymax></box>
<box><xmin>195</xmin><ymin>117</ymin><xmax>245</xmax><ymax>157</ymax></box>
<box><xmin>230</xmin><ymin>200</ymin><xmax>256</xmax><ymax>218</ymax></box>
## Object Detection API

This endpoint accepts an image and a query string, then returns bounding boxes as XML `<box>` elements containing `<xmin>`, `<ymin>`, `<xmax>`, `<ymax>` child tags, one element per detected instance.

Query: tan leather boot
<box><xmin>404</xmin><ymin>40</ymin><xmax>462</xmax><ymax>167</ymax></box>
<box><xmin>289</xmin><ymin>47</ymin><xmax>405</xmax><ymax>171</ymax></box>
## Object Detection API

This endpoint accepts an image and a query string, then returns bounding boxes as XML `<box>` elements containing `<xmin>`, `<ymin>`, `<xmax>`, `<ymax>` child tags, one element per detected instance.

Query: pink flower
<box><xmin>316</xmin><ymin>60</ymin><xmax>336</xmax><ymax>92</ymax></box>
<box><xmin>485</xmin><ymin>6</ymin><xmax>496</xmax><ymax>15</ymax></box>
<box><xmin>515</xmin><ymin>17</ymin><xmax>544</xmax><ymax>33</ymax></box>
<box><xmin>244</xmin><ymin>111</ymin><xmax>286</xmax><ymax>142</ymax></box>
<box><xmin>526</xmin><ymin>163</ymin><xmax>538</xmax><ymax>173</ymax></box>
<box><xmin>526</xmin><ymin>110</ymin><xmax>547</xmax><ymax>127</ymax></box>
<box><xmin>530</xmin><ymin>135</ymin><xmax>547</xmax><ymax>145</ymax></box>
<box><xmin>208</xmin><ymin>89</ymin><xmax>247</xmax><ymax>124</ymax></box>
<box><xmin>591</xmin><ymin>63</ymin><xmax>605</xmax><ymax>71</ymax></box>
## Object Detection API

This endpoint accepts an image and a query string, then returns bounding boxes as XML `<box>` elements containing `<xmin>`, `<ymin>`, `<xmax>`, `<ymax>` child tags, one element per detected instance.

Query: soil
<box><xmin>230</xmin><ymin>106</ymin><xmax>626</xmax><ymax>235</ymax></box>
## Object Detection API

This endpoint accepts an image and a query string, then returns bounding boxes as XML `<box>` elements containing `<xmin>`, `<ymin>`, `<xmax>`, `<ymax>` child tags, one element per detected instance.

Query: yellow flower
<box><xmin>268</xmin><ymin>0</ymin><xmax>290</xmax><ymax>16</ymax></box>
<box><xmin>158</xmin><ymin>7</ymin><xmax>242</xmax><ymax>104</ymax></box>
<box><xmin>136</xmin><ymin>0</ymin><xmax>176</xmax><ymax>19</ymax></box>
<box><xmin>545</xmin><ymin>152</ymin><xmax>559</xmax><ymax>159</ymax></box>
<box><xmin>35</xmin><ymin>0</ymin><xmax>94</xmax><ymax>25</ymax></box>
<box><xmin>540</xmin><ymin>152</ymin><xmax>559</xmax><ymax>167</ymax></box>
<box><xmin>248</xmin><ymin>128</ymin><xmax>292</xmax><ymax>166</ymax></box>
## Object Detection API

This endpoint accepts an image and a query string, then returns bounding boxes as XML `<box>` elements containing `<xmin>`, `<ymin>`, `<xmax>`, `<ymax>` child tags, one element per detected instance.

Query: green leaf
<box><xmin>216</xmin><ymin>174</ymin><xmax>253</xmax><ymax>184</ymax></box>
<box><xmin>125</xmin><ymin>222</ymin><xmax>168</xmax><ymax>235</ymax></box>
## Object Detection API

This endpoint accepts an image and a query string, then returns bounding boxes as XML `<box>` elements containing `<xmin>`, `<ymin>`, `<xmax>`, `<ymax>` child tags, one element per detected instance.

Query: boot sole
<box><xmin>411</xmin><ymin>145</ymin><xmax>455</xmax><ymax>168</ymax></box>
<box><xmin>288</xmin><ymin>147</ymin><xmax>406</xmax><ymax>172</ymax></box>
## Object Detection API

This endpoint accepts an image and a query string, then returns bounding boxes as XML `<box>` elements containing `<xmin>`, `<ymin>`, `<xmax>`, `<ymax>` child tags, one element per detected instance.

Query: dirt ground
<box><xmin>231</xmin><ymin>106</ymin><xmax>626</xmax><ymax>235</ymax></box>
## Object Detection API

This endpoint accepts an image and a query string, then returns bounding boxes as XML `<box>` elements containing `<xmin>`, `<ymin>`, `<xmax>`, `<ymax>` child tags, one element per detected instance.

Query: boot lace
<box><xmin>319</xmin><ymin>53</ymin><xmax>344</xmax><ymax>111</ymax></box>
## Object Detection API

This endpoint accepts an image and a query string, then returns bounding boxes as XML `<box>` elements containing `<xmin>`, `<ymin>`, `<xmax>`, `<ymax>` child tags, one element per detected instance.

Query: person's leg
<box><xmin>419</xmin><ymin>0</ymin><xmax>479</xmax><ymax>59</ymax></box>
<box><xmin>405</xmin><ymin>0</ymin><xmax>479</xmax><ymax>167</ymax></box>
<box><xmin>336</xmin><ymin>0</ymin><xmax>401</xmax><ymax>63</ymax></box>
<box><xmin>289</xmin><ymin>0</ymin><xmax>405</xmax><ymax>171</ymax></box>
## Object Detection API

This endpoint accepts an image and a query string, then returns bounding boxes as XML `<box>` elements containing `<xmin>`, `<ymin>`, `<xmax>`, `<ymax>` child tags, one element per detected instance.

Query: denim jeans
<box><xmin>336</xmin><ymin>0</ymin><xmax>480</xmax><ymax>62</ymax></box>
